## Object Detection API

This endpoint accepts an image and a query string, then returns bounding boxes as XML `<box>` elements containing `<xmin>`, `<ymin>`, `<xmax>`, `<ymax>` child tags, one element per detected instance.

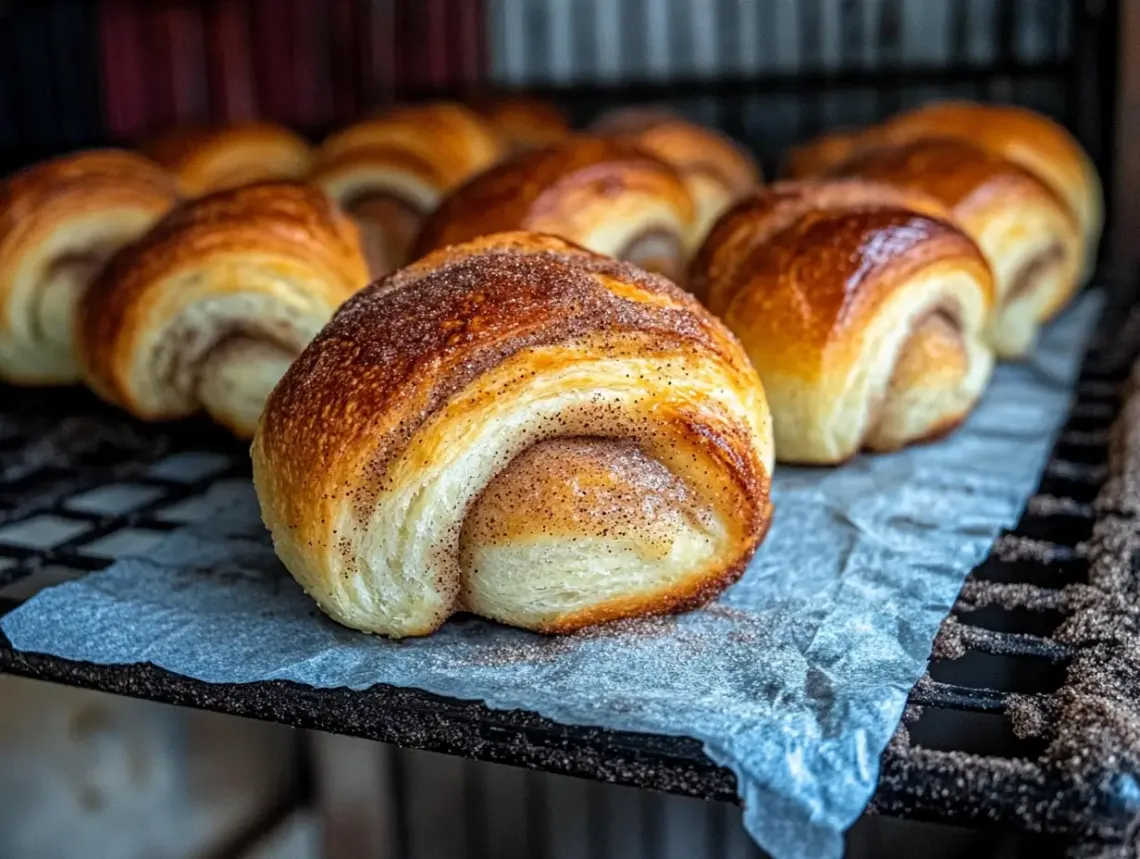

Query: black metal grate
<box><xmin>0</xmin><ymin>274</ymin><xmax>1137</xmax><ymax>854</ymax></box>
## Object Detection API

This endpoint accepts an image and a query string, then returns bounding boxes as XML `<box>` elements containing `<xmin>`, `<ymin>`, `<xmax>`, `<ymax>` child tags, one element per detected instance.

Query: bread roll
<box><xmin>690</xmin><ymin>180</ymin><xmax>995</xmax><ymax>464</ymax></box>
<box><xmin>783</xmin><ymin>128</ymin><xmax>863</xmax><ymax>180</ymax></box>
<box><xmin>0</xmin><ymin>150</ymin><xmax>180</xmax><ymax>385</ymax></box>
<box><xmin>787</xmin><ymin>101</ymin><xmax>1101</xmax><ymax>278</ymax></box>
<box><xmin>145</xmin><ymin>122</ymin><xmax>313</xmax><ymax>197</ymax></box>
<box><xmin>825</xmin><ymin>138</ymin><xmax>1081</xmax><ymax>357</ymax></box>
<box><xmin>79</xmin><ymin>182</ymin><xmax>369</xmax><ymax>437</ymax></box>
<box><xmin>473</xmin><ymin>95</ymin><xmax>570</xmax><ymax>151</ymax></box>
<box><xmin>413</xmin><ymin>137</ymin><xmax>695</xmax><ymax>283</ymax></box>
<box><xmin>592</xmin><ymin>108</ymin><xmax>760</xmax><ymax>246</ymax></box>
<box><xmin>253</xmin><ymin>231</ymin><xmax>773</xmax><ymax>637</ymax></box>
<box><xmin>312</xmin><ymin>103</ymin><xmax>506</xmax><ymax>278</ymax></box>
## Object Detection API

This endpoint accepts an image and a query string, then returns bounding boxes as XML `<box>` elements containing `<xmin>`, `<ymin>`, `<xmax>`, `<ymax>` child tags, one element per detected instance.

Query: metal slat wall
<box><xmin>0</xmin><ymin>0</ymin><xmax>102</xmax><ymax>159</ymax></box>
<box><xmin>486</xmin><ymin>0</ymin><xmax>1072</xmax><ymax>86</ymax></box>
<box><xmin>0</xmin><ymin>0</ymin><xmax>1092</xmax><ymax>165</ymax></box>
<box><xmin>483</xmin><ymin>0</ymin><xmax>1089</xmax><ymax>174</ymax></box>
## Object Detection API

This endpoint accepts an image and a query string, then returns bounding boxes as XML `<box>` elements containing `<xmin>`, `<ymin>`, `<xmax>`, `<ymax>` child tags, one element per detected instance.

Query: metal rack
<box><xmin>1</xmin><ymin>273</ymin><xmax>1139</xmax><ymax>852</ymax></box>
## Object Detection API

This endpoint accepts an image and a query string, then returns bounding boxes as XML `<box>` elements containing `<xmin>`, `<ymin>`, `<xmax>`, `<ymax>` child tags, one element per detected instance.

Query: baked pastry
<box><xmin>689</xmin><ymin>180</ymin><xmax>995</xmax><ymax>464</ymax></box>
<box><xmin>145</xmin><ymin>122</ymin><xmax>313</xmax><ymax>197</ymax></box>
<box><xmin>253</xmin><ymin>231</ymin><xmax>774</xmax><ymax>637</ymax></box>
<box><xmin>79</xmin><ymin>182</ymin><xmax>369</xmax><ymax>437</ymax></box>
<box><xmin>412</xmin><ymin>137</ymin><xmax>695</xmax><ymax>283</ymax></box>
<box><xmin>473</xmin><ymin>95</ymin><xmax>570</xmax><ymax>151</ymax></box>
<box><xmin>312</xmin><ymin>103</ymin><xmax>506</xmax><ymax>277</ymax></box>
<box><xmin>592</xmin><ymin>108</ymin><xmax>760</xmax><ymax>246</ymax></box>
<box><xmin>787</xmin><ymin>101</ymin><xmax>1101</xmax><ymax>278</ymax></box>
<box><xmin>783</xmin><ymin>128</ymin><xmax>863</xmax><ymax>180</ymax></box>
<box><xmin>0</xmin><ymin>150</ymin><xmax>180</xmax><ymax>385</ymax></box>
<box><xmin>824</xmin><ymin>138</ymin><xmax>1081</xmax><ymax>358</ymax></box>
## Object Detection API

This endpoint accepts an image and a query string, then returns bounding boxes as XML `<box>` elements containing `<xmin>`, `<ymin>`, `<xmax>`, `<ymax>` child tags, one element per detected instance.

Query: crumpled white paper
<box><xmin>1</xmin><ymin>294</ymin><xmax>1103</xmax><ymax>858</ymax></box>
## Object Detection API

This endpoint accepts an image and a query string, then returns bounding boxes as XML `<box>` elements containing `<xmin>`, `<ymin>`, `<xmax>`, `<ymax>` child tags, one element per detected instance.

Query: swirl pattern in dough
<box><xmin>145</xmin><ymin>122</ymin><xmax>313</xmax><ymax>198</ymax></box>
<box><xmin>0</xmin><ymin>150</ymin><xmax>180</xmax><ymax>384</ymax></box>
<box><xmin>312</xmin><ymin>103</ymin><xmax>506</xmax><ymax>277</ymax></box>
<box><xmin>79</xmin><ymin>182</ymin><xmax>369</xmax><ymax>437</ymax></box>
<box><xmin>690</xmin><ymin>180</ymin><xmax>995</xmax><ymax>464</ymax></box>
<box><xmin>412</xmin><ymin>137</ymin><xmax>695</xmax><ymax>284</ymax></box>
<box><xmin>253</xmin><ymin>231</ymin><xmax>774</xmax><ymax>637</ymax></box>
<box><xmin>825</xmin><ymin>138</ymin><xmax>1081</xmax><ymax>357</ymax></box>
<box><xmin>787</xmin><ymin>100</ymin><xmax>1101</xmax><ymax>282</ymax></box>
<box><xmin>592</xmin><ymin>108</ymin><xmax>761</xmax><ymax>247</ymax></box>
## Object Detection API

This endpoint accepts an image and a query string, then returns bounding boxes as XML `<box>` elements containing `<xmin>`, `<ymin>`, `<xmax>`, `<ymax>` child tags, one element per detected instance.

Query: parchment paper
<box><xmin>1</xmin><ymin>294</ymin><xmax>1103</xmax><ymax>858</ymax></box>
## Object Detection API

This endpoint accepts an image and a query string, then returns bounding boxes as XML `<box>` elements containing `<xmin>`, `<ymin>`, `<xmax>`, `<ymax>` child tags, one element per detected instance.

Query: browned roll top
<box><xmin>144</xmin><ymin>122</ymin><xmax>313</xmax><ymax>197</ymax></box>
<box><xmin>823</xmin><ymin>137</ymin><xmax>1070</xmax><ymax>220</ymax></box>
<box><xmin>411</xmin><ymin>136</ymin><xmax>695</xmax><ymax>281</ymax></box>
<box><xmin>79</xmin><ymin>181</ymin><xmax>369</xmax><ymax>435</ymax></box>
<box><xmin>0</xmin><ymin>149</ymin><xmax>181</xmax><ymax>384</ymax></box>
<box><xmin>689</xmin><ymin>179</ymin><xmax>958</xmax><ymax>312</ymax></box>
<box><xmin>254</xmin><ymin>231</ymin><xmax>773</xmax><ymax>636</ymax></box>
<box><xmin>472</xmin><ymin>95</ymin><xmax>571</xmax><ymax>151</ymax></box>
<box><xmin>689</xmin><ymin>179</ymin><xmax>995</xmax><ymax>463</ymax></box>
<box><xmin>592</xmin><ymin>108</ymin><xmax>759</xmax><ymax>194</ymax></box>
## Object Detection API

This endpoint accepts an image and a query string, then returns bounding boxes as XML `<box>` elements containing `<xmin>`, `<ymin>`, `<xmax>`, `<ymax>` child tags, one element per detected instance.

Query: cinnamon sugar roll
<box><xmin>592</xmin><ymin>108</ymin><xmax>760</xmax><ymax>246</ymax></box>
<box><xmin>145</xmin><ymin>122</ymin><xmax>313</xmax><ymax>198</ymax></box>
<box><xmin>253</xmin><ymin>231</ymin><xmax>773</xmax><ymax>637</ymax></box>
<box><xmin>690</xmin><ymin>180</ymin><xmax>995</xmax><ymax>464</ymax></box>
<box><xmin>312</xmin><ymin>103</ymin><xmax>506</xmax><ymax>277</ymax></box>
<box><xmin>79</xmin><ymin>182</ymin><xmax>369</xmax><ymax>437</ymax></box>
<box><xmin>825</xmin><ymin>138</ymin><xmax>1081</xmax><ymax>357</ymax></box>
<box><xmin>787</xmin><ymin>101</ymin><xmax>1101</xmax><ymax>281</ymax></box>
<box><xmin>412</xmin><ymin>137</ymin><xmax>695</xmax><ymax>283</ymax></box>
<box><xmin>0</xmin><ymin>150</ymin><xmax>180</xmax><ymax>384</ymax></box>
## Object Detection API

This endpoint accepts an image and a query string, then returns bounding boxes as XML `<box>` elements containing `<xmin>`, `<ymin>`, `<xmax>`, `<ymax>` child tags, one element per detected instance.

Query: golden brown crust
<box><xmin>472</xmin><ymin>95</ymin><xmax>571</xmax><ymax>151</ymax></box>
<box><xmin>312</xmin><ymin>143</ymin><xmax>452</xmax><ymax>193</ymax></box>
<box><xmin>79</xmin><ymin>181</ymin><xmax>368</xmax><ymax>411</ymax></box>
<box><xmin>592</xmin><ymin>108</ymin><xmax>760</xmax><ymax>193</ymax></box>
<box><xmin>786</xmin><ymin>101</ymin><xmax>1100</xmax><ymax>261</ymax></box>
<box><xmin>254</xmin><ymin>230</ymin><xmax>773</xmax><ymax>635</ymax></box>
<box><xmin>823</xmin><ymin>137</ymin><xmax>1077</xmax><ymax>228</ymax></box>
<box><xmin>689</xmin><ymin>179</ymin><xmax>958</xmax><ymax>309</ymax></box>
<box><xmin>411</xmin><ymin>136</ymin><xmax>694</xmax><ymax>260</ymax></box>
<box><xmin>313</xmin><ymin>105</ymin><xmax>507</xmax><ymax>278</ymax></box>
<box><xmin>0</xmin><ymin>150</ymin><xmax>181</xmax><ymax>383</ymax></box>
<box><xmin>261</xmin><ymin>231</ymin><xmax>755</xmax><ymax>517</ymax></box>
<box><xmin>0</xmin><ymin>150</ymin><xmax>180</xmax><ymax>321</ymax></box>
<box><xmin>316</xmin><ymin>103</ymin><xmax>505</xmax><ymax>189</ymax></box>
<box><xmin>145</xmin><ymin>122</ymin><xmax>313</xmax><ymax>197</ymax></box>
<box><xmin>783</xmin><ymin>128</ymin><xmax>865</xmax><ymax>179</ymax></box>
<box><xmin>696</xmin><ymin>186</ymin><xmax>991</xmax><ymax>364</ymax></box>
<box><xmin>876</xmin><ymin>102</ymin><xmax>1097</xmax><ymax>223</ymax></box>
<box><xmin>689</xmin><ymin>179</ymin><xmax>995</xmax><ymax>463</ymax></box>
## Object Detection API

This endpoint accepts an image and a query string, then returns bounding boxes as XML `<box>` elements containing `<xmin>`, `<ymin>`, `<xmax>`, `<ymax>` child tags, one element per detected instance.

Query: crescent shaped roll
<box><xmin>787</xmin><ymin>101</ymin><xmax>1101</xmax><ymax>279</ymax></box>
<box><xmin>312</xmin><ymin>103</ymin><xmax>506</xmax><ymax>278</ymax></box>
<box><xmin>874</xmin><ymin>102</ymin><xmax>1101</xmax><ymax>273</ymax></box>
<box><xmin>473</xmin><ymin>95</ymin><xmax>571</xmax><ymax>151</ymax></box>
<box><xmin>78</xmin><ymin>182</ymin><xmax>369</xmax><ymax>437</ymax></box>
<box><xmin>0</xmin><ymin>150</ymin><xmax>180</xmax><ymax>385</ymax></box>
<box><xmin>145</xmin><ymin>122</ymin><xmax>313</xmax><ymax>197</ymax></box>
<box><xmin>689</xmin><ymin>180</ymin><xmax>996</xmax><ymax>465</ymax></box>
<box><xmin>825</xmin><ymin>138</ymin><xmax>1081</xmax><ymax>358</ymax></box>
<box><xmin>252</xmin><ymin>231</ymin><xmax>774</xmax><ymax>637</ymax></box>
<box><xmin>592</xmin><ymin>108</ymin><xmax>761</xmax><ymax>245</ymax></box>
<box><xmin>412</xmin><ymin>137</ymin><xmax>696</xmax><ymax>284</ymax></box>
